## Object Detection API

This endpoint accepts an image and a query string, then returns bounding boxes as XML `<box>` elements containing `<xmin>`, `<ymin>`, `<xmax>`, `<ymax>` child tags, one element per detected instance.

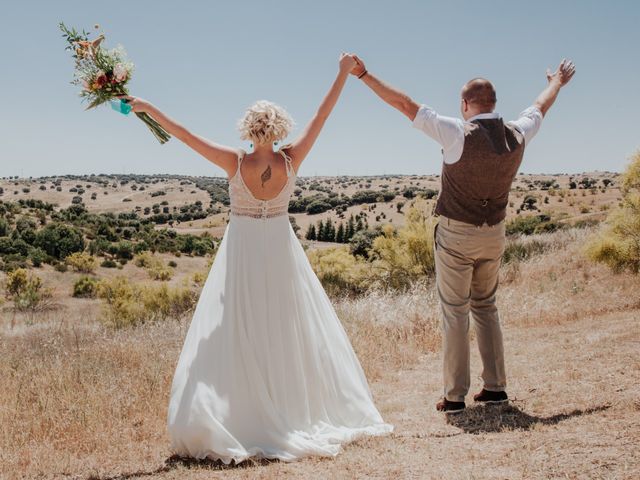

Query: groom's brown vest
<box><xmin>435</xmin><ymin>117</ymin><xmax>525</xmax><ymax>226</ymax></box>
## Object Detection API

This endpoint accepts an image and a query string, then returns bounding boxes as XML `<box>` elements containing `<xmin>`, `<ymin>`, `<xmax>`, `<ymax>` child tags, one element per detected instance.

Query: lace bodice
<box><xmin>229</xmin><ymin>148</ymin><xmax>297</xmax><ymax>219</ymax></box>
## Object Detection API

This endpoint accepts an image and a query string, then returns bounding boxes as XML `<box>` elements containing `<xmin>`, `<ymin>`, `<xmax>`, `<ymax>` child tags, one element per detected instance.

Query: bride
<box><xmin>120</xmin><ymin>53</ymin><xmax>392</xmax><ymax>463</ymax></box>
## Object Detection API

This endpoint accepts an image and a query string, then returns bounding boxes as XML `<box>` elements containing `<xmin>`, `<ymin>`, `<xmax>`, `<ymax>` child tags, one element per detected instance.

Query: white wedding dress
<box><xmin>167</xmin><ymin>148</ymin><xmax>392</xmax><ymax>463</ymax></box>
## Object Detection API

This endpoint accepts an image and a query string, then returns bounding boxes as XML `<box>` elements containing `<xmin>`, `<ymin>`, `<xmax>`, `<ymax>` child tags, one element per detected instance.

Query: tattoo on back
<box><xmin>261</xmin><ymin>165</ymin><xmax>272</xmax><ymax>188</ymax></box>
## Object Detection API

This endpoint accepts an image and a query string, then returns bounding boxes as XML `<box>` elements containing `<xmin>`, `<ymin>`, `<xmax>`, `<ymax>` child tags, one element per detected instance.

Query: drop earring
<box><xmin>250</xmin><ymin>143</ymin><xmax>253</xmax><ymax>149</ymax></box>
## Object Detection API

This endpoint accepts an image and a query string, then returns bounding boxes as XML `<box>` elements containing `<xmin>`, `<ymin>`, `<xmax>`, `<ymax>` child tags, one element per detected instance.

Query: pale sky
<box><xmin>1</xmin><ymin>0</ymin><xmax>639</xmax><ymax>178</ymax></box>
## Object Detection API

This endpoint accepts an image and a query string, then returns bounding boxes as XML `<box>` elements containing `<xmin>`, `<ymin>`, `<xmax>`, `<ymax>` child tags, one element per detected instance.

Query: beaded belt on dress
<box><xmin>230</xmin><ymin>207</ymin><xmax>288</xmax><ymax>219</ymax></box>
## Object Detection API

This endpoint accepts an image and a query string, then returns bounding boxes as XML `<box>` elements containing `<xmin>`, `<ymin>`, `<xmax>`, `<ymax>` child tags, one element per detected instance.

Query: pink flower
<box><xmin>113</xmin><ymin>63</ymin><xmax>128</xmax><ymax>82</ymax></box>
<box><xmin>93</xmin><ymin>71</ymin><xmax>107</xmax><ymax>90</ymax></box>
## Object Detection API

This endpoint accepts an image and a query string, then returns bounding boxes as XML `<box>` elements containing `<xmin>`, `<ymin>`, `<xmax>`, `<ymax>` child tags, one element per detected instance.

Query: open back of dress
<box><xmin>228</xmin><ymin>148</ymin><xmax>296</xmax><ymax>218</ymax></box>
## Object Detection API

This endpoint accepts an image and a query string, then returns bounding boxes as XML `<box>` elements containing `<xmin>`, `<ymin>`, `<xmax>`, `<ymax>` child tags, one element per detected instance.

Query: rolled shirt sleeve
<box><xmin>509</xmin><ymin>106</ymin><xmax>543</xmax><ymax>145</ymax></box>
<box><xmin>412</xmin><ymin>104</ymin><xmax>465</xmax><ymax>164</ymax></box>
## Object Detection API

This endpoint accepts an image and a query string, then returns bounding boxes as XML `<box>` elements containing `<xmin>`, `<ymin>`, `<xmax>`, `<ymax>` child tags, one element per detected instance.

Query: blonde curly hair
<box><xmin>237</xmin><ymin>100</ymin><xmax>294</xmax><ymax>145</ymax></box>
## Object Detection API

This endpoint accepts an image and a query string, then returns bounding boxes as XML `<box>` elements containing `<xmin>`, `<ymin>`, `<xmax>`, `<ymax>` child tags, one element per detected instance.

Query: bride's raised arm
<box><xmin>117</xmin><ymin>95</ymin><xmax>239</xmax><ymax>177</ymax></box>
<box><xmin>283</xmin><ymin>53</ymin><xmax>357</xmax><ymax>172</ymax></box>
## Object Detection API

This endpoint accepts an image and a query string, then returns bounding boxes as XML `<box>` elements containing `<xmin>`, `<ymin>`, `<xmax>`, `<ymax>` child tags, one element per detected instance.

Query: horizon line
<box><xmin>0</xmin><ymin>170</ymin><xmax>622</xmax><ymax>181</ymax></box>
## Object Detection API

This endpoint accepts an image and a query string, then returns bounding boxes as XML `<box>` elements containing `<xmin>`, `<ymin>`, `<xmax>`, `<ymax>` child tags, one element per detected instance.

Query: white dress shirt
<box><xmin>412</xmin><ymin>105</ymin><xmax>543</xmax><ymax>164</ymax></box>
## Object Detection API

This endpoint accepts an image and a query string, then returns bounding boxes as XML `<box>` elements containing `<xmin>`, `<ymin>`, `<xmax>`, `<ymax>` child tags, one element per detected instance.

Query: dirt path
<box><xmin>94</xmin><ymin>310</ymin><xmax>640</xmax><ymax>480</ymax></box>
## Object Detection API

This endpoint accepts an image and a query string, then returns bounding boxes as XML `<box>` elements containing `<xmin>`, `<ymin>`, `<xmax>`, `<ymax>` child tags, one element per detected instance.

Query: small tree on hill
<box><xmin>317</xmin><ymin>220</ymin><xmax>325</xmax><ymax>241</ymax></box>
<box><xmin>335</xmin><ymin>222</ymin><xmax>345</xmax><ymax>243</ymax></box>
<box><xmin>305</xmin><ymin>223</ymin><xmax>317</xmax><ymax>241</ymax></box>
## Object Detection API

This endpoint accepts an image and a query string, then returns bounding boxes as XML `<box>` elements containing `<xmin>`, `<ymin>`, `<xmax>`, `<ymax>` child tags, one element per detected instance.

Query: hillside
<box><xmin>1</xmin><ymin>225</ymin><xmax>638</xmax><ymax>479</ymax></box>
<box><xmin>0</xmin><ymin>171</ymin><xmax>621</xmax><ymax>241</ymax></box>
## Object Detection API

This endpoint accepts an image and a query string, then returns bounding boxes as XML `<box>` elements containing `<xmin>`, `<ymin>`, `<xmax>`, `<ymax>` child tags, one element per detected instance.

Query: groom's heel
<box><xmin>436</xmin><ymin>398</ymin><xmax>466</xmax><ymax>413</ymax></box>
<box><xmin>473</xmin><ymin>389</ymin><xmax>508</xmax><ymax>404</ymax></box>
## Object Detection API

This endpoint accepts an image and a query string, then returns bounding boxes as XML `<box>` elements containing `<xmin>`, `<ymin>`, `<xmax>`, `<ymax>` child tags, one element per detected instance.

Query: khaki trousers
<box><xmin>434</xmin><ymin>215</ymin><xmax>507</xmax><ymax>402</ymax></box>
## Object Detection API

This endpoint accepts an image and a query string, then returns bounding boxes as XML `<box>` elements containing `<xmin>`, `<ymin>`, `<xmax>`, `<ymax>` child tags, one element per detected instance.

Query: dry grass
<box><xmin>0</xmin><ymin>320</ymin><xmax>181</xmax><ymax>478</ymax></box>
<box><xmin>1</xmin><ymin>226</ymin><xmax>639</xmax><ymax>479</ymax></box>
<box><xmin>497</xmin><ymin>228</ymin><xmax>640</xmax><ymax>327</ymax></box>
<box><xmin>336</xmin><ymin>284</ymin><xmax>440</xmax><ymax>381</ymax></box>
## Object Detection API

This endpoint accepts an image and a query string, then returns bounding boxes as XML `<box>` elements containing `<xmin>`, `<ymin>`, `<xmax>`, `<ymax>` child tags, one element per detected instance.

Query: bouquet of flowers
<box><xmin>59</xmin><ymin>22</ymin><xmax>170</xmax><ymax>144</ymax></box>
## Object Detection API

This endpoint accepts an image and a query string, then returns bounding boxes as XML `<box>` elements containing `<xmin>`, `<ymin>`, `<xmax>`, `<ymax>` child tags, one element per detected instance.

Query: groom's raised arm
<box><xmin>350</xmin><ymin>56</ymin><xmax>420</xmax><ymax>121</ymax></box>
<box><xmin>533</xmin><ymin>58</ymin><xmax>576</xmax><ymax>116</ymax></box>
<box><xmin>351</xmin><ymin>55</ymin><xmax>464</xmax><ymax>164</ymax></box>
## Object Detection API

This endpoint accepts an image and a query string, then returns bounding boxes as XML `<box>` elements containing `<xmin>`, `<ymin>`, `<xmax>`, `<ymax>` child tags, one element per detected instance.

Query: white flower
<box><xmin>113</xmin><ymin>63</ymin><xmax>128</xmax><ymax>82</ymax></box>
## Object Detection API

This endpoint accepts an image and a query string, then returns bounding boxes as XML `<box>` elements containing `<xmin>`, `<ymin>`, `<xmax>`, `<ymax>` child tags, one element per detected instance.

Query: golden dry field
<box><xmin>1</xmin><ymin>171</ymin><xmax>638</xmax><ymax>479</ymax></box>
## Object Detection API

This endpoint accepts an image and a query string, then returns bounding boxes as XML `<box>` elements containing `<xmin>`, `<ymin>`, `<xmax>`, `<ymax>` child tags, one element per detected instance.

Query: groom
<box><xmin>350</xmin><ymin>57</ymin><xmax>575</xmax><ymax>412</ymax></box>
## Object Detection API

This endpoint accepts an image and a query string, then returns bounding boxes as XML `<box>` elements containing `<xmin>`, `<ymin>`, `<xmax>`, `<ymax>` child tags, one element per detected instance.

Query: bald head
<box><xmin>461</xmin><ymin>78</ymin><xmax>497</xmax><ymax>111</ymax></box>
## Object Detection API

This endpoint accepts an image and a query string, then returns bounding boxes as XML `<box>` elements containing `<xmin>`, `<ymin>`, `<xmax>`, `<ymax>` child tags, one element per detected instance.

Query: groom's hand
<box><xmin>546</xmin><ymin>59</ymin><xmax>576</xmax><ymax>87</ymax></box>
<box><xmin>350</xmin><ymin>55</ymin><xmax>367</xmax><ymax>77</ymax></box>
<box><xmin>533</xmin><ymin>58</ymin><xmax>576</xmax><ymax>116</ymax></box>
<box><xmin>344</xmin><ymin>56</ymin><xmax>418</xmax><ymax>120</ymax></box>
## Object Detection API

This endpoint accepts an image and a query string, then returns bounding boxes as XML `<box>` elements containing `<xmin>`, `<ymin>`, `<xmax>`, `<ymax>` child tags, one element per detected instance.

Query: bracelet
<box><xmin>357</xmin><ymin>70</ymin><xmax>368</xmax><ymax>80</ymax></box>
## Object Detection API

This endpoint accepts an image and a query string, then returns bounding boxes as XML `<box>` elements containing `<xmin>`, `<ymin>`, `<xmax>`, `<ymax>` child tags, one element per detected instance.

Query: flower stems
<box><xmin>135</xmin><ymin>112</ymin><xmax>171</xmax><ymax>144</ymax></box>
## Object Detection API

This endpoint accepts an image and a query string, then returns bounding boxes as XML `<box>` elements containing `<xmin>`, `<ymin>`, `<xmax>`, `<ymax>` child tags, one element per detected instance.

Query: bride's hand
<box><xmin>339</xmin><ymin>53</ymin><xmax>357</xmax><ymax>74</ymax></box>
<box><xmin>116</xmin><ymin>95</ymin><xmax>152</xmax><ymax>113</ymax></box>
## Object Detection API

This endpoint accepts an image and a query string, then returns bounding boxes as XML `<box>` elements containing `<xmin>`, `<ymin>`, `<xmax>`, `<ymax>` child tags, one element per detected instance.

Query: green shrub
<box><xmin>370</xmin><ymin>202</ymin><xmax>437</xmax><ymax>289</ymax></box>
<box><xmin>420</xmin><ymin>189</ymin><xmax>439</xmax><ymax>200</ymax></box>
<box><xmin>502</xmin><ymin>238</ymin><xmax>548</xmax><ymax>264</ymax></box>
<box><xmin>96</xmin><ymin>276</ymin><xmax>197</xmax><ymax>328</ymax></box>
<box><xmin>147</xmin><ymin>264</ymin><xmax>173</xmax><ymax>281</ymax></box>
<box><xmin>506</xmin><ymin>214</ymin><xmax>563</xmax><ymax>236</ymax></box>
<box><xmin>506</xmin><ymin>215</ymin><xmax>544</xmax><ymax>235</ymax></box>
<box><xmin>53</xmin><ymin>261</ymin><xmax>68</xmax><ymax>272</ymax></box>
<box><xmin>8</xmin><ymin>238</ymin><xmax>30</xmax><ymax>257</ymax></box>
<box><xmin>34</xmin><ymin>223</ymin><xmax>85</xmax><ymax>259</ymax></box>
<box><xmin>403</xmin><ymin>188</ymin><xmax>417</xmax><ymax>199</ymax></box>
<box><xmin>0</xmin><ymin>218</ymin><xmax>8</xmax><ymax>236</ymax></box>
<box><xmin>100</xmin><ymin>258</ymin><xmax>117</xmax><ymax>268</ymax></box>
<box><xmin>29</xmin><ymin>248</ymin><xmax>47</xmax><ymax>267</ymax></box>
<box><xmin>73</xmin><ymin>276</ymin><xmax>99</xmax><ymax>298</ymax></box>
<box><xmin>351</xmin><ymin>190</ymin><xmax>380</xmax><ymax>204</ymax></box>
<box><xmin>0</xmin><ymin>237</ymin><xmax>14</xmax><ymax>254</ymax></box>
<box><xmin>191</xmin><ymin>271</ymin><xmax>206</xmax><ymax>286</ymax></box>
<box><xmin>65</xmin><ymin>251</ymin><xmax>97</xmax><ymax>273</ymax></box>
<box><xmin>176</xmin><ymin>234</ymin><xmax>215</xmax><ymax>256</ymax></box>
<box><xmin>586</xmin><ymin>151</ymin><xmax>640</xmax><ymax>273</ymax></box>
<box><xmin>289</xmin><ymin>193</ymin><xmax>327</xmax><ymax>213</ymax></box>
<box><xmin>15</xmin><ymin>216</ymin><xmax>36</xmax><ymax>234</ymax></box>
<box><xmin>134</xmin><ymin>251</ymin><xmax>173</xmax><ymax>280</ymax></box>
<box><xmin>107</xmin><ymin>240</ymin><xmax>134</xmax><ymax>260</ymax></box>
<box><xmin>307</xmin><ymin>200</ymin><xmax>439</xmax><ymax>294</ymax></box>
<box><xmin>306</xmin><ymin>200</ymin><xmax>332</xmax><ymax>215</ymax></box>
<box><xmin>4</xmin><ymin>268</ymin><xmax>50</xmax><ymax>311</ymax></box>
<box><xmin>307</xmin><ymin>247</ymin><xmax>369</xmax><ymax>296</ymax></box>
<box><xmin>0</xmin><ymin>255</ymin><xmax>30</xmax><ymax>272</ymax></box>
<box><xmin>349</xmin><ymin>228</ymin><xmax>383</xmax><ymax>258</ymax></box>
<box><xmin>133</xmin><ymin>251</ymin><xmax>154</xmax><ymax>268</ymax></box>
